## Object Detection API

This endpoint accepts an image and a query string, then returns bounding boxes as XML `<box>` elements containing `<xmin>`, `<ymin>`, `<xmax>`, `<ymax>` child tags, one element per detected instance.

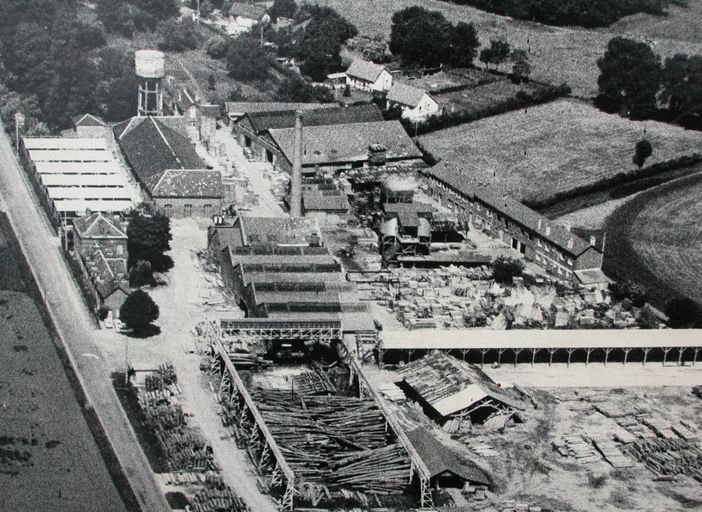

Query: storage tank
<box><xmin>135</xmin><ymin>50</ymin><xmax>165</xmax><ymax>116</ymax></box>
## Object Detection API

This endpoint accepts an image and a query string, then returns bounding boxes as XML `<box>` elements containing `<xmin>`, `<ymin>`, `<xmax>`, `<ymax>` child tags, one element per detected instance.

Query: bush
<box><xmin>98</xmin><ymin>306</ymin><xmax>110</xmax><ymax>321</ymax></box>
<box><xmin>587</xmin><ymin>473</ymin><xmax>608</xmax><ymax>489</ymax></box>
<box><xmin>609</xmin><ymin>280</ymin><xmax>648</xmax><ymax>307</ymax></box>
<box><xmin>129</xmin><ymin>259</ymin><xmax>157</xmax><ymax>288</ymax></box>
<box><xmin>158</xmin><ymin>18</ymin><xmax>201</xmax><ymax>52</ymax></box>
<box><xmin>633</xmin><ymin>139</ymin><xmax>653</xmax><ymax>168</ymax></box>
<box><xmin>665</xmin><ymin>297</ymin><xmax>702</xmax><ymax>328</ymax></box>
<box><xmin>276</xmin><ymin>75</ymin><xmax>334</xmax><ymax>103</ymax></box>
<box><xmin>492</xmin><ymin>256</ymin><xmax>524</xmax><ymax>285</ymax></box>
<box><xmin>205</xmin><ymin>36</ymin><xmax>229</xmax><ymax>59</ymax></box>
<box><xmin>120</xmin><ymin>290</ymin><xmax>160</xmax><ymax>331</ymax></box>
<box><xmin>226</xmin><ymin>35</ymin><xmax>273</xmax><ymax>82</ymax></box>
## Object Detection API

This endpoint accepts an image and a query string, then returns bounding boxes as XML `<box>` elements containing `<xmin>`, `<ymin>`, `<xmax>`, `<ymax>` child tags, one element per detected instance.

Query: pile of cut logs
<box><xmin>292</xmin><ymin>362</ymin><xmax>337</xmax><ymax>395</ymax></box>
<box><xmin>250</xmin><ymin>390</ymin><xmax>410</xmax><ymax>496</ymax></box>
<box><xmin>190</xmin><ymin>487</ymin><xmax>250</xmax><ymax>512</ymax></box>
<box><xmin>624</xmin><ymin>438</ymin><xmax>702</xmax><ymax>482</ymax></box>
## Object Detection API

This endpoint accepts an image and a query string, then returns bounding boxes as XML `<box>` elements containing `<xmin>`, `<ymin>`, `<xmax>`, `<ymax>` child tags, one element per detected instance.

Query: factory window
<box><xmin>163</xmin><ymin>204</ymin><xmax>172</xmax><ymax>216</ymax></box>
<box><xmin>184</xmin><ymin>204</ymin><xmax>192</xmax><ymax>217</ymax></box>
<box><xmin>203</xmin><ymin>204</ymin><xmax>212</xmax><ymax>217</ymax></box>
<box><xmin>116</xmin><ymin>245</ymin><xmax>124</xmax><ymax>256</ymax></box>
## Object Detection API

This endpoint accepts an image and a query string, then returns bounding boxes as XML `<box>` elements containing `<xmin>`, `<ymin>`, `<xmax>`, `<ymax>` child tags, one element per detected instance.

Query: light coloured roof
<box><xmin>41</xmin><ymin>174</ymin><xmax>128</xmax><ymax>187</ymax></box>
<box><xmin>34</xmin><ymin>161</ymin><xmax>121</xmax><ymax>175</ymax></box>
<box><xmin>28</xmin><ymin>149</ymin><xmax>113</xmax><ymax>162</ymax></box>
<box><xmin>151</xmin><ymin>169</ymin><xmax>223</xmax><ymax>198</ymax></box>
<box><xmin>346</xmin><ymin>59</ymin><xmax>387</xmax><ymax>83</ymax></box>
<box><xmin>432</xmin><ymin>385</ymin><xmax>488</xmax><ymax>417</ymax></box>
<box><xmin>381</xmin><ymin>329</ymin><xmax>702</xmax><ymax>350</ymax></box>
<box><xmin>387</xmin><ymin>82</ymin><xmax>429</xmax><ymax>108</ymax></box>
<box><xmin>54</xmin><ymin>199</ymin><xmax>135</xmax><ymax>213</ymax></box>
<box><xmin>268</xmin><ymin>120</ymin><xmax>422</xmax><ymax>166</ymax></box>
<box><xmin>48</xmin><ymin>187</ymin><xmax>132</xmax><ymax>200</ymax></box>
<box><xmin>23</xmin><ymin>137</ymin><xmax>107</xmax><ymax>150</ymax></box>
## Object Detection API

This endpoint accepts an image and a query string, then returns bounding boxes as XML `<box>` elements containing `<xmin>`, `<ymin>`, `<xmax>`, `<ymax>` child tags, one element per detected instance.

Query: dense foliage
<box><xmin>269</xmin><ymin>0</ymin><xmax>297</xmax><ymax>20</ymax></box>
<box><xmin>158</xmin><ymin>17</ymin><xmax>201</xmax><ymax>52</ymax></box>
<box><xmin>444</xmin><ymin>0</ymin><xmax>674</xmax><ymax>28</ymax></box>
<box><xmin>479</xmin><ymin>39</ymin><xmax>511</xmax><ymax>70</ymax></box>
<box><xmin>390</xmin><ymin>7</ymin><xmax>480</xmax><ymax>68</ymax></box>
<box><xmin>492</xmin><ymin>256</ymin><xmax>525</xmax><ymax>285</ymax></box>
<box><xmin>595</xmin><ymin>37</ymin><xmax>662</xmax><ymax>119</ymax></box>
<box><xmin>120</xmin><ymin>290</ymin><xmax>160</xmax><ymax>331</ymax></box>
<box><xmin>226</xmin><ymin>34</ymin><xmax>273</xmax><ymax>82</ymax></box>
<box><xmin>661</xmin><ymin>54</ymin><xmax>702</xmax><ymax>128</ymax></box>
<box><xmin>276</xmin><ymin>75</ymin><xmax>334</xmax><ymax>102</ymax></box>
<box><xmin>127</xmin><ymin>210</ymin><xmax>174</xmax><ymax>272</ymax></box>
<box><xmin>665</xmin><ymin>297</ymin><xmax>702</xmax><ymax>328</ymax></box>
<box><xmin>633</xmin><ymin>139</ymin><xmax>653</xmax><ymax>168</ymax></box>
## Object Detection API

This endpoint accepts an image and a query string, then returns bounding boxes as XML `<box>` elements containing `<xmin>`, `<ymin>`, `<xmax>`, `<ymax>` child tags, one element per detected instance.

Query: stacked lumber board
<box><xmin>552</xmin><ymin>434</ymin><xmax>600</xmax><ymax>463</ymax></box>
<box><xmin>591</xmin><ymin>436</ymin><xmax>635</xmax><ymax>468</ymax></box>
<box><xmin>144</xmin><ymin>363</ymin><xmax>178</xmax><ymax>391</ymax></box>
<box><xmin>249</xmin><ymin>390</ymin><xmax>411</xmax><ymax>497</ymax></box>
<box><xmin>624</xmin><ymin>438</ymin><xmax>702</xmax><ymax>482</ymax></box>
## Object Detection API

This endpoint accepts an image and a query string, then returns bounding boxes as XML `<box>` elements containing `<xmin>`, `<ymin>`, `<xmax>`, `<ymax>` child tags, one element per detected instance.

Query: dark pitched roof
<box><xmin>424</xmin><ymin>168</ymin><xmax>594</xmax><ymax>256</ymax></box>
<box><xmin>346</xmin><ymin>59</ymin><xmax>387</xmax><ymax>83</ymax></box>
<box><xmin>268</xmin><ymin>120</ymin><xmax>422</xmax><ymax>166</ymax></box>
<box><xmin>152</xmin><ymin>170</ymin><xmax>223</xmax><ymax>198</ymax></box>
<box><xmin>229</xmin><ymin>2</ymin><xmax>267</xmax><ymax>19</ymax></box>
<box><xmin>405</xmin><ymin>427</ymin><xmax>492</xmax><ymax>486</ymax></box>
<box><xmin>246</xmin><ymin>104</ymin><xmax>383</xmax><ymax>134</ymax></box>
<box><xmin>116</xmin><ymin>117</ymin><xmax>206</xmax><ymax>193</ymax></box>
<box><xmin>225</xmin><ymin>102</ymin><xmax>336</xmax><ymax>117</ymax></box>
<box><xmin>72</xmin><ymin>113</ymin><xmax>105</xmax><ymax>127</ymax></box>
<box><xmin>302</xmin><ymin>189</ymin><xmax>350</xmax><ymax>212</ymax></box>
<box><xmin>80</xmin><ymin>246</ymin><xmax>129</xmax><ymax>301</ymax></box>
<box><xmin>74</xmin><ymin>212</ymin><xmax>127</xmax><ymax>239</ymax></box>
<box><xmin>386</xmin><ymin>82</ymin><xmax>430</xmax><ymax>108</ymax></box>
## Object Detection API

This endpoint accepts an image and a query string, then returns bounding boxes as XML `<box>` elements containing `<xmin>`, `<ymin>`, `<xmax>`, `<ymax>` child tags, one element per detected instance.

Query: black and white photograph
<box><xmin>0</xmin><ymin>1</ymin><xmax>701</xmax><ymax>511</ymax></box>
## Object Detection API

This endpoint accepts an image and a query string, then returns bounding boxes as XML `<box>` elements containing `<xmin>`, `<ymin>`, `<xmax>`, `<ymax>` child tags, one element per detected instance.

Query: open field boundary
<box><xmin>603</xmin><ymin>172</ymin><xmax>702</xmax><ymax>309</ymax></box>
<box><xmin>0</xmin><ymin>212</ymin><xmax>142</xmax><ymax>512</ymax></box>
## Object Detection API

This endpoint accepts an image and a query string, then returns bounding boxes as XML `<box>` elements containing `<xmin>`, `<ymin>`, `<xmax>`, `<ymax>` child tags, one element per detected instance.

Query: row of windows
<box><xmin>162</xmin><ymin>204</ymin><xmax>213</xmax><ymax>217</ymax></box>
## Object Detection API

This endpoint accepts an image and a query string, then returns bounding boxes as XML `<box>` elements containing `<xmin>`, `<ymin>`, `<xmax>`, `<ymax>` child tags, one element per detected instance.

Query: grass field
<box><xmin>310</xmin><ymin>0</ymin><xmax>702</xmax><ymax>97</ymax></box>
<box><xmin>603</xmin><ymin>0</ymin><xmax>702</xmax><ymax>44</ymax></box>
<box><xmin>604</xmin><ymin>172</ymin><xmax>702</xmax><ymax>309</ymax></box>
<box><xmin>0</xmin><ymin>226</ymin><xmax>126</xmax><ymax>511</ymax></box>
<box><xmin>418</xmin><ymin>98</ymin><xmax>702</xmax><ymax>204</ymax></box>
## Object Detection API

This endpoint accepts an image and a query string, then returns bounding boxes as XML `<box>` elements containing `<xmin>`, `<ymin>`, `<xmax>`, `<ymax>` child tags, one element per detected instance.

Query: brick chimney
<box><xmin>590</xmin><ymin>235</ymin><xmax>597</xmax><ymax>246</ymax></box>
<box><xmin>290</xmin><ymin>110</ymin><xmax>303</xmax><ymax>217</ymax></box>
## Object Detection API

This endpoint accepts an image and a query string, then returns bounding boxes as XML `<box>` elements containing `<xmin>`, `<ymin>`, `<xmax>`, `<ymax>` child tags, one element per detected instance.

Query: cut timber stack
<box><xmin>246</xmin><ymin>390</ymin><xmax>411</xmax><ymax>499</ymax></box>
<box><xmin>292</xmin><ymin>362</ymin><xmax>337</xmax><ymax>395</ymax></box>
<box><xmin>553</xmin><ymin>434</ymin><xmax>600</xmax><ymax>463</ymax></box>
<box><xmin>624</xmin><ymin>438</ymin><xmax>702</xmax><ymax>482</ymax></box>
<box><xmin>591</xmin><ymin>436</ymin><xmax>635</xmax><ymax>468</ymax></box>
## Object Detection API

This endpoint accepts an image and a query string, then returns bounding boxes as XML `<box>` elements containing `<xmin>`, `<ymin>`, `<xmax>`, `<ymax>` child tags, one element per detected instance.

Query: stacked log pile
<box><xmin>624</xmin><ymin>438</ymin><xmax>702</xmax><ymax>482</ymax></box>
<box><xmin>552</xmin><ymin>434</ymin><xmax>599</xmax><ymax>463</ymax></box>
<box><xmin>291</xmin><ymin>362</ymin><xmax>337</xmax><ymax>395</ymax></box>
<box><xmin>251</xmin><ymin>390</ymin><xmax>410</xmax><ymax>496</ymax></box>
<box><xmin>591</xmin><ymin>436</ymin><xmax>635</xmax><ymax>468</ymax></box>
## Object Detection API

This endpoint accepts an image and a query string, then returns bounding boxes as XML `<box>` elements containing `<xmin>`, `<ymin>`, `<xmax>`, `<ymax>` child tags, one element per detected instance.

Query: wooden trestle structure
<box><xmin>206</xmin><ymin>318</ymin><xmax>435</xmax><ymax>510</ymax></box>
<box><xmin>217</xmin><ymin>318</ymin><xmax>342</xmax><ymax>344</ymax></box>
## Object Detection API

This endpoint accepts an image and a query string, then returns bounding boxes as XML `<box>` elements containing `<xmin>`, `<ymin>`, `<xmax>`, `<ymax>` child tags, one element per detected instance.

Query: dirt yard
<box><xmin>419</xmin><ymin>99</ymin><xmax>702</xmax><ymax>204</ymax></box>
<box><xmin>0</xmin><ymin>226</ymin><xmax>126</xmax><ymax>511</ymax></box>
<box><xmin>365</xmin><ymin>361</ymin><xmax>702</xmax><ymax>512</ymax></box>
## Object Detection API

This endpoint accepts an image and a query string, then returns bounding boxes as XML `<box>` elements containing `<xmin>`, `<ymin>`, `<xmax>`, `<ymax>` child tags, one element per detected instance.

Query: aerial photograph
<box><xmin>1</xmin><ymin>1</ymin><xmax>702</xmax><ymax>511</ymax></box>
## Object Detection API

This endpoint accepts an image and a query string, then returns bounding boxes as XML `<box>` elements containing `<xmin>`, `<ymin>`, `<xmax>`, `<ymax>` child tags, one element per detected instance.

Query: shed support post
<box><xmin>480</xmin><ymin>349</ymin><xmax>488</xmax><ymax>368</ymax></box>
<box><xmin>663</xmin><ymin>347</ymin><xmax>672</xmax><ymax>366</ymax></box>
<box><xmin>548</xmin><ymin>348</ymin><xmax>557</xmax><ymax>366</ymax></box>
<box><xmin>378</xmin><ymin>347</ymin><xmax>384</xmax><ymax>369</ymax></box>
<box><xmin>694</xmin><ymin>348</ymin><xmax>700</xmax><ymax>366</ymax></box>
<box><xmin>408</xmin><ymin>348</ymin><xmax>415</xmax><ymax>363</ymax></box>
<box><xmin>677</xmin><ymin>347</ymin><xmax>684</xmax><ymax>366</ymax></box>
<box><xmin>461</xmin><ymin>349</ymin><xmax>468</xmax><ymax>362</ymax></box>
<box><xmin>566</xmin><ymin>348</ymin><xmax>575</xmax><ymax>367</ymax></box>
<box><xmin>514</xmin><ymin>348</ymin><xmax>522</xmax><ymax>367</ymax></box>
<box><xmin>585</xmin><ymin>348</ymin><xmax>593</xmax><ymax>366</ymax></box>
<box><xmin>604</xmin><ymin>347</ymin><xmax>612</xmax><ymax>366</ymax></box>
<box><xmin>531</xmin><ymin>348</ymin><xmax>538</xmax><ymax>366</ymax></box>
<box><xmin>643</xmin><ymin>347</ymin><xmax>651</xmax><ymax>366</ymax></box>
<box><xmin>497</xmin><ymin>348</ymin><xmax>505</xmax><ymax>365</ymax></box>
<box><xmin>623</xmin><ymin>348</ymin><xmax>632</xmax><ymax>365</ymax></box>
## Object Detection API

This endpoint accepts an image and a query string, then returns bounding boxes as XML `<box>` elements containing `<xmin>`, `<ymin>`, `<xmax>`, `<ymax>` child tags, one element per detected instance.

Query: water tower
<box><xmin>135</xmin><ymin>50</ymin><xmax>165</xmax><ymax>116</ymax></box>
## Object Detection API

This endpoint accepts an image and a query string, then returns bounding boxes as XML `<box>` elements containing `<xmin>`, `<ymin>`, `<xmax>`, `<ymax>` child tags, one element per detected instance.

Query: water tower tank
<box><xmin>135</xmin><ymin>50</ymin><xmax>165</xmax><ymax>79</ymax></box>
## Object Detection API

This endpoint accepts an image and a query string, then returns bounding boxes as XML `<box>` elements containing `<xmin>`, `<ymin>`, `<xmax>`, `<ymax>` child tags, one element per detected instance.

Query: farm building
<box><xmin>172</xmin><ymin>87</ymin><xmax>221</xmax><ymax>145</ymax></box>
<box><xmin>20</xmin><ymin>137</ymin><xmax>139</xmax><ymax>219</ymax></box>
<box><xmin>114</xmin><ymin>116</ymin><xmax>222</xmax><ymax>217</ymax></box>
<box><xmin>228</xmin><ymin>2</ymin><xmax>267</xmax><ymax>32</ymax></box>
<box><xmin>386</xmin><ymin>82</ymin><xmax>440</xmax><ymax>120</ymax></box>
<box><xmin>422</xmin><ymin>167</ymin><xmax>605</xmax><ymax>284</ymax></box>
<box><xmin>405</xmin><ymin>427</ymin><xmax>492</xmax><ymax>488</ymax></box>
<box><xmin>268</xmin><ymin>120</ymin><xmax>423</xmax><ymax>173</ymax></box>
<box><xmin>397</xmin><ymin>352</ymin><xmax>526</xmax><ymax>428</ymax></box>
<box><xmin>72</xmin><ymin>211</ymin><xmax>130</xmax><ymax>314</ymax></box>
<box><xmin>231</xmin><ymin>104</ymin><xmax>383</xmax><ymax>165</ymax></box>
<box><xmin>345</xmin><ymin>59</ymin><xmax>393</xmax><ymax>92</ymax></box>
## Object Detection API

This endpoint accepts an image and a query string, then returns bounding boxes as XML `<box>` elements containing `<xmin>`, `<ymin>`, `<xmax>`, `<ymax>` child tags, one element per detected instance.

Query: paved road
<box><xmin>0</xmin><ymin>129</ymin><xmax>170</xmax><ymax>512</ymax></box>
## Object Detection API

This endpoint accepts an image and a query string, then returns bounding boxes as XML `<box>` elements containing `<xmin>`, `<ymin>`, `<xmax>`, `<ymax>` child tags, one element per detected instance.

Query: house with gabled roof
<box><xmin>386</xmin><ymin>82</ymin><xmax>441</xmax><ymax>120</ymax></box>
<box><xmin>73</xmin><ymin>210</ymin><xmax>128</xmax><ymax>260</ymax></box>
<box><xmin>345</xmin><ymin>59</ymin><xmax>393</xmax><ymax>92</ymax></box>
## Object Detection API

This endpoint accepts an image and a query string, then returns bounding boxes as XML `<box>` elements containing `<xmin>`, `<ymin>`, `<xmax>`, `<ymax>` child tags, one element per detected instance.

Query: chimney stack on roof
<box><xmin>567</xmin><ymin>238</ymin><xmax>574</xmax><ymax>249</ymax></box>
<box><xmin>290</xmin><ymin>110</ymin><xmax>303</xmax><ymax>217</ymax></box>
<box><xmin>545</xmin><ymin>225</ymin><xmax>551</xmax><ymax>236</ymax></box>
<box><xmin>590</xmin><ymin>235</ymin><xmax>597</xmax><ymax>246</ymax></box>
<box><xmin>537</xmin><ymin>218</ymin><xmax>542</xmax><ymax>230</ymax></box>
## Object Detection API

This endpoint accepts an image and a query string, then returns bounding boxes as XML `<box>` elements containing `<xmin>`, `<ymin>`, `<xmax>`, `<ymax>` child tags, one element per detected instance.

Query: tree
<box><xmin>95</xmin><ymin>47</ymin><xmax>138</xmax><ymax>122</ymax></box>
<box><xmin>129</xmin><ymin>259</ymin><xmax>157</xmax><ymax>287</ymax></box>
<box><xmin>479</xmin><ymin>39</ymin><xmax>511</xmax><ymax>70</ymax></box>
<box><xmin>158</xmin><ymin>18</ymin><xmax>201</xmax><ymax>52</ymax></box>
<box><xmin>661</xmin><ymin>54</ymin><xmax>702</xmax><ymax>128</ymax></box>
<box><xmin>665</xmin><ymin>297</ymin><xmax>702</xmax><ymax>328</ymax></box>
<box><xmin>127</xmin><ymin>210</ymin><xmax>174</xmax><ymax>272</ymax></box>
<box><xmin>637</xmin><ymin>306</ymin><xmax>660</xmax><ymax>329</ymax></box>
<box><xmin>511</xmin><ymin>48</ymin><xmax>531</xmax><ymax>83</ymax></box>
<box><xmin>207</xmin><ymin>74</ymin><xmax>216</xmax><ymax>92</ymax></box>
<box><xmin>270</xmin><ymin>0</ymin><xmax>297</xmax><ymax>20</ymax></box>
<box><xmin>609</xmin><ymin>280</ymin><xmax>648</xmax><ymax>307</ymax></box>
<box><xmin>206</xmin><ymin>36</ymin><xmax>229</xmax><ymax>59</ymax></box>
<box><xmin>276</xmin><ymin>75</ymin><xmax>333</xmax><ymax>103</ymax></box>
<box><xmin>130</xmin><ymin>0</ymin><xmax>179</xmax><ymax>21</ymax></box>
<box><xmin>448</xmin><ymin>22</ymin><xmax>480</xmax><ymax>68</ymax></box>
<box><xmin>120</xmin><ymin>290</ymin><xmax>160</xmax><ymax>331</ymax></box>
<box><xmin>492</xmin><ymin>256</ymin><xmax>524</xmax><ymax>284</ymax></box>
<box><xmin>390</xmin><ymin>7</ymin><xmax>452</xmax><ymax>67</ymax></box>
<box><xmin>226</xmin><ymin>34</ymin><xmax>273</xmax><ymax>82</ymax></box>
<box><xmin>633</xmin><ymin>139</ymin><xmax>653</xmax><ymax>168</ymax></box>
<box><xmin>595</xmin><ymin>37</ymin><xmax>662</xmax><ymax>119</ymax></box>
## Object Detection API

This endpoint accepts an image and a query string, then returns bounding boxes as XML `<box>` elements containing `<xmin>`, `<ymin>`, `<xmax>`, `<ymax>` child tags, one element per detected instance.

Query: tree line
<box><xmin>444</xmin><ymin>0</ymin><xmax>681</xmax><ymax>28</ymax></box>
<box><xmin>596</xmin><ymin>36</ymin><xmax>702</xmax><ymax>130</ymax></box>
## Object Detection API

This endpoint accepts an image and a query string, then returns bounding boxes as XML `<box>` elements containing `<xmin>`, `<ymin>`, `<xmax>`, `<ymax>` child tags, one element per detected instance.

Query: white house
<box><xmin>386</xmin><ymin>82</ymin><xmax>441</xmax><ymax>120</ymax></box>
<box><xmin>345</xmin><ymin>59</ymin><xmax>393</xmax><ymax>93</ymax></box>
